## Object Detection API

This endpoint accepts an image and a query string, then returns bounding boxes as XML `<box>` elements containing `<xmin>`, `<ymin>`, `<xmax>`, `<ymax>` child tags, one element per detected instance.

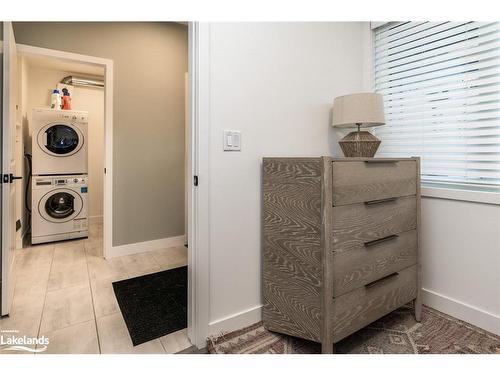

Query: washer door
<box><xmin>37</xmin><ymin>122</ymin><xmax>84</xmax><ymax>157</ymax></box>
<box><xmin>39</xmin><ymin>189</ymin><xmax>83</xmax><ymax>223</ymax></box>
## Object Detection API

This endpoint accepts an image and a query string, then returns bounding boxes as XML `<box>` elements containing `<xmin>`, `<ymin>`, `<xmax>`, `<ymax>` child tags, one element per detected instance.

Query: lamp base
<box><xmin>339</xmin><ymin>130</ymin><xmax>381</xmax><ymax>157</ymax></box>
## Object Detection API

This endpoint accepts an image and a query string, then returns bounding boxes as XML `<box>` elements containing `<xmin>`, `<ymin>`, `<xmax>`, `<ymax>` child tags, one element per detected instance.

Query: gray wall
<box><xmin>13</xmin><ymin>22</ymin><xmax>188</xmax><ymax>246</ymax></box>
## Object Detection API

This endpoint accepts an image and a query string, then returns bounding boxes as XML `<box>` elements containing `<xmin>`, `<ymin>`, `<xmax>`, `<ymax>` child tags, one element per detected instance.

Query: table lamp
<box><xmin>332</xmin><ymin>92</ymin><xmax>385</xmax><ymax>157</ymax></box>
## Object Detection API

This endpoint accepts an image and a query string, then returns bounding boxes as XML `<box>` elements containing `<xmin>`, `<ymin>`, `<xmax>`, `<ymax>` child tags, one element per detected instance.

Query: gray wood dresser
<box><xmin>262</xmin><ymin>157</ymin><xmax>421</xmax><ymax>353</ymax></box>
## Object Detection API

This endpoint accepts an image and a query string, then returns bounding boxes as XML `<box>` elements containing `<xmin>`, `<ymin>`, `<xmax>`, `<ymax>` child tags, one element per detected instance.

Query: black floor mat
<box><xmin>112</xmin><ymin>266</ymin><xmax>187</xmax><ymax>346</ymax></box>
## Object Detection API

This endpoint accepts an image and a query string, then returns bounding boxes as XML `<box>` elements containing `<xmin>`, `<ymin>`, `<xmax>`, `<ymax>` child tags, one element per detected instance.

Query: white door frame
<box><xmin>15</xmin><ymin>43</ymin><xmax>114</xmax><ymax>259</ymax></box>
<box><xmin>187</xmin><ymin>22</ymin><xmax>211</xmax><ymax>348</ymax></box>
<box><xmin>1</xmin><ymin>22</ymin><xmax>18</xmax><ymax>316</ymax></box>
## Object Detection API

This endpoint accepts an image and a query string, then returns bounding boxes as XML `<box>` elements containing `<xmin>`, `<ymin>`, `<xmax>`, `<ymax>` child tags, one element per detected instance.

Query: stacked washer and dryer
<box><xmin>31</xmin><ymin>108</ymin><xmax>89</xmax><ymax>244</ymax></box>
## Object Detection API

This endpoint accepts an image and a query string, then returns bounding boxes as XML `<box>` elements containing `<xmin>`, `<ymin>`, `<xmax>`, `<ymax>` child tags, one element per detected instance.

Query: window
<box><xmin>373</xmin><ymin>22</ymin><xmax>500</xmax><ymax>191</ymax></box>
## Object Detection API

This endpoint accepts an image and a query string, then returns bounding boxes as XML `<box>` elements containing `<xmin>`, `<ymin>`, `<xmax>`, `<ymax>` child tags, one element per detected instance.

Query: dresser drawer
<box><xmin>331</xmin><ymin>264</ymin><xmax>418</xmax><ymax>343</ymax></box>
<box><xmin>332</xmin><ymin>160</ymin><xmax>417</xmax><ymax>206</ymax></box>
<box><xmin>332</xmin><ymin>195</ymin><xmax>416</xmax><ymax>252</ymax></box>
<box><xmin>332</xmin><ymin>229</ymin><xmax>417</xmax><ymax>297</ymax></box>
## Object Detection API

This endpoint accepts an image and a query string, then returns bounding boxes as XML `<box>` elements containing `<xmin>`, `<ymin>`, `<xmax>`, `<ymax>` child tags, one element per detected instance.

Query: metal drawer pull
<box><xmin>364</xmin><ymin>197</ymin><xmax>398</xmax><ymax>205</ymax></box>
<box><xmin>363</xmin><ymin>160</ymin><xmax>399</xmax><ymax>164</ymax></box>
<box><xmin>365</xmin><ymin>272</ymin><xmax>399</xmax><ymax>289</ymax></box>
<box><xmin>364</xmin><ymin>234</ymin><xmax>399</xmax><ymax>247</ymax></box>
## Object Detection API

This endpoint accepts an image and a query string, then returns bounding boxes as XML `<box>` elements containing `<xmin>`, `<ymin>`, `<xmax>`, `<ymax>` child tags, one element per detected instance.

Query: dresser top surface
<box><xmin>263</xmin><ymin>156</ymin><xmax>419</xmax><ymax>162</ymax></box>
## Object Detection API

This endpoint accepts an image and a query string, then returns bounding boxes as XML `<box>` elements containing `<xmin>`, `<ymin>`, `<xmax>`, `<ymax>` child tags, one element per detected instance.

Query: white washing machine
<box><xmin>32</xmin><ymin>108</ymin><xmax>88</xmax><ymax>175</ymax></box>
<box><xmin>31</xmin><ymin>175</ymin><xmax>88</xmax><ymax>244</ymax></box>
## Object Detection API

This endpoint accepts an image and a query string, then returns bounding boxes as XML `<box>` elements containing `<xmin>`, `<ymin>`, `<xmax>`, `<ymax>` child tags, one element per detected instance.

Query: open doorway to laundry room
<box><xmin>18</xmin><ymin>52</ymin><xmax>106</xmax><ymax>254</ymax></box>
<box><xmin>1</xmin><ymin>22</ymin><xmax>193</xmax><ymax>354</ymax></box>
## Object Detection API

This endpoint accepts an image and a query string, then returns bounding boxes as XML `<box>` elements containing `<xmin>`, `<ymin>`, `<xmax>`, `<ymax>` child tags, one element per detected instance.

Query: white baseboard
<box><xmin>208</xmin><ymin>304</ymin><xmax>262</xmax><ymax>336</ymax></box>
<box><xmin>422</xmin><ymin>288</ymin><xmax>500</xmax><ymax>336</ymax></box>
<box><xmin>89</xmin><ymin>215</ymin><xmax>103</xmax><ymax>225</ymax></box>
<box><xmin>206</xmin><ymin>292</ymin><xmax>499</xmax><ymax>339</ymax></box>
<box><xmin>106</xmin><ymin>235</ymin><xmax>185</xmax><ymax>258</ymax></box>
<box><xmin>205</xmin><ymin>292</ymin><xmax>499</xmax><ymax>343</ymax></box>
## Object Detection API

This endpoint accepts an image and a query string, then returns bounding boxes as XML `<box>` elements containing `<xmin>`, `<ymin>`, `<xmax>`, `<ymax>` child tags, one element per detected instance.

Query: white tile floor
<box><xmin>0</xmin><ymin>222</ymin><xmax>191</xmax><ymax>354</ymax></box>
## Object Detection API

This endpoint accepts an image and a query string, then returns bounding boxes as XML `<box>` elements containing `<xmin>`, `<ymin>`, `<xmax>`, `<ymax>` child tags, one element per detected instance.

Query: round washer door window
<box><xmin>38</xmin><ymin>123</ymin><xmax>84</xmax><ymax>157</ymax></box>
<box><xmin>39</xmin><ymin>189</ymin><xmax>83</xmax><ymax>223</ymax></box>
<box><xmin>45</xmin><ymin>192</ymin><xmax>75</xmax><ymax>219</ymax></box>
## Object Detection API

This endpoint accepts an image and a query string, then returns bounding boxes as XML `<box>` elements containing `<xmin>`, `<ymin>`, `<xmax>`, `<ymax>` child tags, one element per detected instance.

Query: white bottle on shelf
<box><xmin>50</xmin><ymin>89</ymin><xmax>61</xmax><ymax>109</ymax></box>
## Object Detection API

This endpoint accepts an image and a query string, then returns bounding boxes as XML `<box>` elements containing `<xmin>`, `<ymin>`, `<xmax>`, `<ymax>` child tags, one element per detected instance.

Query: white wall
<box><xmin>25</xmin><ymin>66</ymin><xmax>104</xmax><ymax>219</ymax></box>
<box><xmin>204</xmin><ymin>22</ymin><xmax>500</xmax><ymax>337</ymax></box>
<box><xmin>14</xmin><ymin>22</ymin><xmax>188</xmax><ymax>247</ymax></box>
<box><xmin>205</xmin><ymin>22</ymin><xmax>367</xmax><ymax>332</ymax></box>
<box><xmin>421</xmin><ymin>197</ymin><xmax>500</xmax><ymax>335</ymax></box>
<box><xmin>70</xmin><ymin>84</ymin><xmax>104</xmax><ymax>220</ymax></box>
<box><xmin>14</xmin><ymin>56</ymin><xmax>28</xmax><ymax>249</ymax></box>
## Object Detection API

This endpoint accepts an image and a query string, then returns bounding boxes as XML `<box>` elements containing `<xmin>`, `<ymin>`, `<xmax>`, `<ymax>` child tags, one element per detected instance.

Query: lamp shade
<box><xmin>332</xmin><ymin>92</ymin><xmax>385</xmax><ymax>128</ymax></box>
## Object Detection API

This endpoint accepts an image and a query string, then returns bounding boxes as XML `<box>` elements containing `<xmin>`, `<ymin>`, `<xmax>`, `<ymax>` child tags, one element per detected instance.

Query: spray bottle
<box><xmin>61</xmin><ymin>87</ymin><xmax>72</xmax><ymax>110</ymax></box>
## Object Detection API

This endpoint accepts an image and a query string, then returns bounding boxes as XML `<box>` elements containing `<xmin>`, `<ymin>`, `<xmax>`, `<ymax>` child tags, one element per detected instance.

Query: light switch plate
<box><xmin>223</xmin><ymin>130</ymin><xmax>242</xmax><ymax>151</ymax></box>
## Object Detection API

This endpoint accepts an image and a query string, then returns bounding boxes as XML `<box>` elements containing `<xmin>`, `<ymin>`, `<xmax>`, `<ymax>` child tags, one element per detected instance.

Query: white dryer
<box><xmin>31</xmin><ymin>175</ymin><xmax>88</xmax><ymax>244</ymax></box>
<box><xmin>32</xmin><ymin>108</ymin><xmax>88</xmax><ymax>175</ymax></box>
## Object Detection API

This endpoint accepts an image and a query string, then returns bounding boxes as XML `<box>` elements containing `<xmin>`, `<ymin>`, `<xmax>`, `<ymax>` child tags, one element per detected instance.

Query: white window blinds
<box><xmin>373</xmin><ymin>22</ymin><xmax>500</xmax><ymax>189</ymax></box>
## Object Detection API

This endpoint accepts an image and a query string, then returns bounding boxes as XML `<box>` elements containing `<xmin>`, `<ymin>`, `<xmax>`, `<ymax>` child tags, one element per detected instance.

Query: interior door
<box><xmin>1</xmin><ymin>22</ymin><xmax>19</xmax><ymax>316</ymax></box>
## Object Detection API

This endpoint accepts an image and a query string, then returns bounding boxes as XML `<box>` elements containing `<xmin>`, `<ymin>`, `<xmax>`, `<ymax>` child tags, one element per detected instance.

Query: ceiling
<box><xmin>22</xmin><ymin>53</ymin><xmax>105</xmax><ymax>77</ymax></box>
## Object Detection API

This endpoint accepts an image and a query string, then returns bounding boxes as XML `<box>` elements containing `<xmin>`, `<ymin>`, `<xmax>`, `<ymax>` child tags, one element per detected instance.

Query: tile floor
<box><xmin>0</xmin><ymin>222</ymin><xmax>191</xmax><ymax>354</ymax></box>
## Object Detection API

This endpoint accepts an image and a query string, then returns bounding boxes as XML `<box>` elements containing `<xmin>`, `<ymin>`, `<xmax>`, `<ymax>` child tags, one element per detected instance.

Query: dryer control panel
<box><xmin>56</xmin><ymin>112</ymin><xmax>88</xmax><ymax>123</ymax></box>
<box><xmin>32</xmin><ymin>107</ymin><xmax>88</xmax><ymax>124</ymax></box>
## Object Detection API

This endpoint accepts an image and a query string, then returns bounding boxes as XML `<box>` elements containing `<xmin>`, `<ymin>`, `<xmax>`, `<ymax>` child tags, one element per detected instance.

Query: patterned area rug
<box><xmin>207</xmin><ymin>305</ymin><xmax>500</xmax><ymax>354</ymax></box>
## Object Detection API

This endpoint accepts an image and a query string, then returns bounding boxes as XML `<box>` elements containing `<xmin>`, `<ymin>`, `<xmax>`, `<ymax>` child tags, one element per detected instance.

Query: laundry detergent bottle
<box><xmin>61</xmin><ymin>87</ymin><xmax>72</xmax><ymax>110</ymax></box>
<box><xmin>50</xmin><ymin>89</ymin><xmax>61</xmax><ymax>109</ymax></box>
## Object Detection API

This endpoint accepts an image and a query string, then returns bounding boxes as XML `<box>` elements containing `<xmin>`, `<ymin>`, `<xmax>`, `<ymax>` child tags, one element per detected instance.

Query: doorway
<box><xmin>19</xmin><ymin>50</ymin><xmax>107</xmax><ymax>255</ymax></box>
<box><xmin>1</xmin><ymin>21</ymin><xmax>200</xmax><ymax>353</ymax></box>
<box><xmin>14</xmin><ymin>43</ymin><xmax>113</xmax><ymax>260</ymax></box>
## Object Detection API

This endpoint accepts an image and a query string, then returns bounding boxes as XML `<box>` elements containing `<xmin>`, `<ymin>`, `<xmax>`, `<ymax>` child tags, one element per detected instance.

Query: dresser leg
<box><xmin>414</xmin><ymin>298</ymin><xmax>422</xmax><ymax>322</ymax></box>
<box><xmin>321</xmin><ymin>341</ymin><xmax>335</xmax><ymax>354</ymax></box>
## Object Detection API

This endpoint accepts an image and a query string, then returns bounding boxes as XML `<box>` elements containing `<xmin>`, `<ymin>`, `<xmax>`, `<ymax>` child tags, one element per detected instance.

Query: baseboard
<box><xmin>206</xmin><ymin>292</ymin><xmax>500</xmax><ymax>342</ymax></box>
<box><xmin>422</xmin><ymin>288</ymin><xmax>500</xmax><ymax>336</ymax></box>
<box><xmin>208</xmin><ymin>304</ymin><xmax>262</xmax><ymax>336</ymax></box>
<box><xmin>106</xmin><ymin>235</ymin><xmax>185</xmax><ymax>258</ymax></box>
<box><xmin>89</xmin><ymin>215</ymin><xmax>103</xmax><ymax>225</ymax></box>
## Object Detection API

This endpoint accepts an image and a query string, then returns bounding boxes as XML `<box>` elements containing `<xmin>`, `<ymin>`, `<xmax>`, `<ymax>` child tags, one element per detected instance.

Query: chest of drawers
<box><xmin>262</xmin><ymin>157</ymin><xmax>422</xmax><ymax>353</ymax></box>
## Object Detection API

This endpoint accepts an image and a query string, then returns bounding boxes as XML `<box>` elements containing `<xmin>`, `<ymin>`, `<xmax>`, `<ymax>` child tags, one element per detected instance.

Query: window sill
<box><xmin>421</xmin><ymin>186</ymin><xmax>500</xmax><ymax>206</ymax></box>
